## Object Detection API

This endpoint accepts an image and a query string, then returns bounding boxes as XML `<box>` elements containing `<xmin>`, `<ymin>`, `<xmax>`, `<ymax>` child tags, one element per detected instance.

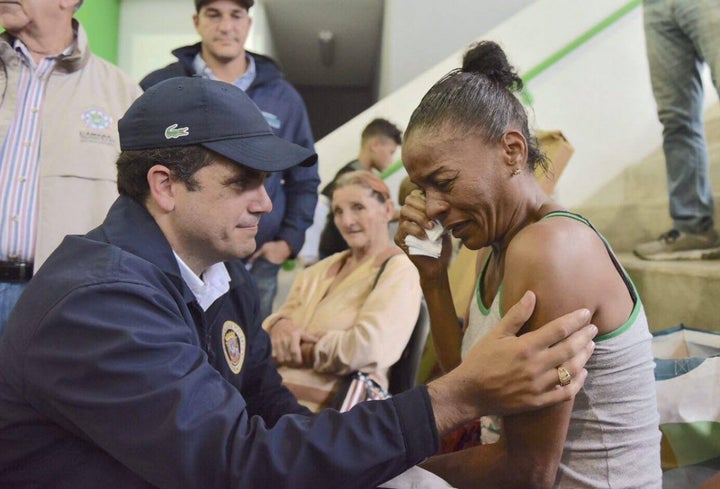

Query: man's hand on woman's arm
<box><xmin>426</xmin><ymin>290</ymin><xmax>596</xmax><ymax>435</ymax></box>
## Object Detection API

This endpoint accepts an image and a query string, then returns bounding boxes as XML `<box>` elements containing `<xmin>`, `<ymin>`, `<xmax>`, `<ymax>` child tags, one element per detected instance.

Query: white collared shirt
<box><xmin>173</xmin><ymin>253</ymin><xmax>231</xmax><ymax>311</ymax></box>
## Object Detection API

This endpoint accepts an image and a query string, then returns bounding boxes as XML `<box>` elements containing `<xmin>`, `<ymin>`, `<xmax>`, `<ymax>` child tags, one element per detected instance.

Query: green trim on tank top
<box><xmin>475</xmin><ymin>249</ymin><xmax>502</xmax><ymax>317</ymax></box>
<box><xmin>595</xmin><ymin>297</ymin><xmax>641</xmax><ymax>341</ymax></box>
<box><xmin>540</xmin><ymin>211</ymin><xmax>643</xmax><ymax>342</ymax></box>
<box><xmin>473</xmin><ymin>210</ymin><xmax>642</xmax><ymax>341</ymax></box>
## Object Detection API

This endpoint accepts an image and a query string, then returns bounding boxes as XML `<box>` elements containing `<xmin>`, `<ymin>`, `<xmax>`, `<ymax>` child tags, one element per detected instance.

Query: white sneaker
<box><xmin>634</xmin><ymin>228</ymin><xmax>720</xmax><ymax>261</ymax></box>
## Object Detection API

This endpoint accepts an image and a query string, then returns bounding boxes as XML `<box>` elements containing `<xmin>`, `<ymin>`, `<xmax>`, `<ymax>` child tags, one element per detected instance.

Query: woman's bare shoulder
<box><xmin>507</xmin><ymin>216</ymin><xmax>604</xmax><ymax>270</ymax></box>
<box><xmin>502</xmin><ymin>216</ymin><xmax>609</xmax><ymax>324</ymax></box>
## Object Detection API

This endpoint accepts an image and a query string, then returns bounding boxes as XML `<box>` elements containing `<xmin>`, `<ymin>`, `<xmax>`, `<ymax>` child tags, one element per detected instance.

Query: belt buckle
<box><xmin>0</xmin><ymin>260</ymin><xmax>33</xmax><ymax>282</ymax></box>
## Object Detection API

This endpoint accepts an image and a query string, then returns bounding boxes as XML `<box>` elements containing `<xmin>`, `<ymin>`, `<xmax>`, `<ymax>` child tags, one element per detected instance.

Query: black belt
<box><xmin>0</xmin><ymin>261</ymin><xmax>33</xmax><ymax>282</ymax></box>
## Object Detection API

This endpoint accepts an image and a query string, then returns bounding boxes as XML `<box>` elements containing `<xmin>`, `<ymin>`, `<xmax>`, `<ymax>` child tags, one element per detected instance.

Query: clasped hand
<box><xmin>269</xmin><ymin>318</ymin><xmax>322</xmax><ymax>368</ymax></box>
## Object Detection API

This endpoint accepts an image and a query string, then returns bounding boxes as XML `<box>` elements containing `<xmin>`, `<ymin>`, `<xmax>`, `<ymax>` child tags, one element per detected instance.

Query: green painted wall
<box><xmin>75</xmin><ymin>0</ymin><xmax>120</xmax><ymax>64</ymax></box>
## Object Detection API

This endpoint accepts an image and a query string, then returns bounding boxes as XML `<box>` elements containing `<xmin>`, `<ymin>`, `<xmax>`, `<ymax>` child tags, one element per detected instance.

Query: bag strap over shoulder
<box><xmin>372</xmin><ymin>253</ymin><xmax>400</xmax><ymax>289</ymax></box>
<box><xmin>372</xmin><ymin>256</ymin><xmax>391</xmax><ymax>289</ymax></box>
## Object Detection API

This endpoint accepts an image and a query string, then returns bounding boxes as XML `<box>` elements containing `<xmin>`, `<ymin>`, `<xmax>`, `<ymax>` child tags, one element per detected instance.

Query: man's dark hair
<box><xmin>116</xmin><ymin>146</ymin><xmax>217</xmax><ymax>204</ymax></box>
<box><xmin>361</xmin><ymin>118</ymin><xmax>403</xmax><ymax>146</ymax></box>
<box><xmin>195</xmin><ymin>0</ymin><xmax>253</xmax><ymax>12</ymax></box>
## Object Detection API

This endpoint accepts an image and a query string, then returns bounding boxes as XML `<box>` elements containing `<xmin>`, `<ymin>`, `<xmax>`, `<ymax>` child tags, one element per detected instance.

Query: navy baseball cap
<box><xmin>118</xmin><ymin>77</ymin><xmax>317</xmax><ymax>172</ymax></box>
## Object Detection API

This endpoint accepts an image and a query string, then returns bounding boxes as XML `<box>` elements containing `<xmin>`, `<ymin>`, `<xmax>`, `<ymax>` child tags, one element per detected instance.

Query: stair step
<box><xmin>574</xmin><ymin>103</ymin><xmax>720</xmax><ymax>253</ymax></box>
<box><xmin>617</xmin><ymin>252</ymin><xmax>720</xmax><ymax>333</ymax></box>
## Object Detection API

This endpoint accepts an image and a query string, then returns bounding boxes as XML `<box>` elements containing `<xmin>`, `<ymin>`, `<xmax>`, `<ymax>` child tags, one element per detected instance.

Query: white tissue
<box><xmin>405</xmin><ymin>220</ymin><xmax>444</xmax><ymax>258</ymax></box>
<box><xmin>379</xmin><ymin>465</ymin><xmax>456</xmax><ymax>488</ymax></box>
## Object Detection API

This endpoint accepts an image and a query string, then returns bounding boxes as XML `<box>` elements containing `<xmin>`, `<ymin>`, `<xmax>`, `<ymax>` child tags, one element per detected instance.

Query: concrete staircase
<box><xmin>575</xmin><ymin>104</ymin><xmax>720</xmax><ymax>333</ymax></box>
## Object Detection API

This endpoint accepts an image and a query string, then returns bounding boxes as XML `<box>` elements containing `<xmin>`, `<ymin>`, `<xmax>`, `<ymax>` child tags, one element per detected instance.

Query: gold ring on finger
<box><xmin>557</xmin><ymin>366</ymin><xmax>572</xmax><ymax>387</ymax></box>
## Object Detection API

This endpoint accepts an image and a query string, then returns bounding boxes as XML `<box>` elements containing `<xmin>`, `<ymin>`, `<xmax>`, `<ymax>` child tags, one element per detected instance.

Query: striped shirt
<box><xmin>192</xmin><ymin>52</ymin><xmax>256</xmax><ymax>91</ymax></box>
<box><xmin>0</xmin><ymin>39</ymin><xmax>74</xmax><ymax>262</ymax></box>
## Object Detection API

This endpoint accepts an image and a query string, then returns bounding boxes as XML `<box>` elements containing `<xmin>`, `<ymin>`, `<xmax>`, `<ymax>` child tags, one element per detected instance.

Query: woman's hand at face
<box><xmin>269</xmin><ymin>318</ymin><xmax>304</xmax><ymax>366</ymax></box>
<box><xmin>394</xmin><ymin>189</ymin><xmax>453</xmax><ymax>276</ymax></box>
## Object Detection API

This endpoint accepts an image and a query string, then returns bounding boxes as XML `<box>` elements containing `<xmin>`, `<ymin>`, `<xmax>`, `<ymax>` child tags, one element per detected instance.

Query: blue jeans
<box><xmin>0</xmin><ymin>282</ymin><xmax>27</xmax><ymax>337</ymax></box>
<box><xmin>644</xmin><ymin>0</ymin><xmax>720</xmax><ymax>233</ymax></box>
<box><xmin>248</xmin><ymin>258</ymin><xmax>281</xmax><ymax>322</ymax></box>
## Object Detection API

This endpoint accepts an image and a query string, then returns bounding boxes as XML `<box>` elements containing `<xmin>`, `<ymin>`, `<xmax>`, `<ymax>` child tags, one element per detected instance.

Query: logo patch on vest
<box><xmin>81</xmin><ymin>109</ymin><xmax>112</xmax><ymax>130</ymax></box>
<box><xmin>222</xmin><ymin>321</ymin><xmax>246</xmax><ymax>374</ymax></box>
<box><xmin>165</xmin><ymin>123</ymin><xmax>190</xmax><ymax>139</ymax></box>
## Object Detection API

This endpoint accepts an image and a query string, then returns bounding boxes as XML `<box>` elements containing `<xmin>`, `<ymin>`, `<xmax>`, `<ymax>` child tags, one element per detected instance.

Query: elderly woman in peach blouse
<box><xmin>263</xmin><ymin>170</ymin><xmax>422</xmax><ymax>412</ymax></box>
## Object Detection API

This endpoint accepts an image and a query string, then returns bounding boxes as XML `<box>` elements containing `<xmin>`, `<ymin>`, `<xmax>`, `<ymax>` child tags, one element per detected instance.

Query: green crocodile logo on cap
<box><xmin>165</xmin><ymin>123</ymin><xmax>189</xmax><ymax>139</ymax></box>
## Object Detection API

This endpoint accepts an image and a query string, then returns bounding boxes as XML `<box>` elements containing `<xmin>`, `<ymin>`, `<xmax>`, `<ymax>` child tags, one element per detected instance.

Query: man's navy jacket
<box><xmin>0</xmin><ymin>196</ymin><xmax>438</xmax><ymax>488</ymax></box>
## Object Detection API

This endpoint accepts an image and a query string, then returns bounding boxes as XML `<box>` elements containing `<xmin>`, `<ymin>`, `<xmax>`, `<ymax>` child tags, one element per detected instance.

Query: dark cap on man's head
<box><xmin>195</xmin><ymin>0</ymin><xmax>254</xmax><ymax>12</ymax></box>
<box><xmin>119</xmin><ymin>77</ymin><xmax>316</xmax><ymax>171</ymax></box>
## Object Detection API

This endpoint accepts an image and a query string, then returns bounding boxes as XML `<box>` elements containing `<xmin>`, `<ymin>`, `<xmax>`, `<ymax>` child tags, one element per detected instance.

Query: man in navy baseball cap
<box><xmin>114</xmin><ymin>75</ymin><xmax>316</xmax><ymax>268</ymax></box>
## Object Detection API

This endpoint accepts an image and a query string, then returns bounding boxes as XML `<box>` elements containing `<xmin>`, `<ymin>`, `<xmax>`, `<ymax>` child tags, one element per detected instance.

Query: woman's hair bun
<box><xmin>461</xmin><ymin>41</ymin><xmax>522</xmax><ymax>91</ymax></box>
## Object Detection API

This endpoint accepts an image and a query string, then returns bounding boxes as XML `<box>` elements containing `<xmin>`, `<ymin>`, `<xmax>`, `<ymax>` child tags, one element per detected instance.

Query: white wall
<box><xmin>117</xmin><ymin>0</ymin><xmax>275</xmax><ymax>84</ymax></box>
<box><xmin>378</xmin><ymin>0</ymin><xmax>533</xmax><ymax>97</ymax></box>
